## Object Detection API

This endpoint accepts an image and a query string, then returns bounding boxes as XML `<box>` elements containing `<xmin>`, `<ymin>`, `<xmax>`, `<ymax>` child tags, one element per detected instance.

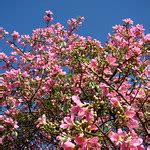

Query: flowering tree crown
<box><xmin>0</xmin><ymin>10</ymin><xmax>149</xmax><ymax>149</ymax></box>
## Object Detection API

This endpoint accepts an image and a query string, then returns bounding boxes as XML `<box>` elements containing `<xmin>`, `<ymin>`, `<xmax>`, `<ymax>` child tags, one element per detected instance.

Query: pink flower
<box><xmin>136</xmin><ymin>89</ymin><xmax>145</xmax><ymax>99</ymax></box>
<box><xmin>60</xmin><ymin>116</ymin><xmax>74</xmax><ymax>129</ymax></box>
<box><xmin>123</xmin><ymin>18</ymin><xmax>133</xmax><ymax>25</ymax></box>
<box><xmin>125</xmin><ymin>109</ymin><xmax>136</xmax><ymax>118</ymax></box>
<box><xmin>71</xmin><ymin>105</ymin><xmax>81</xmax><ymax>115</ymax></box>
<box><xmin>90</xmin><ymin>58</ymin><xmax>98</xmax><ymax>67</ymax></box>
<box><xmin>75</xmin><ymin>134</ymin><xmax>85</xmax><ymax>145</ymax></box>
<box><xmin>36</xmin><ymin>114</ymin><xmax>46</xmax><ymax>128</ymax></box>
<box><xmin>120</xmin><ymin>132</ymin><xmax>144</xmax><ymax>150</ymax></box>
<box><xmin>110</xmin><ymin>97</ymin><xmax>121</xmax><ymax>107</ymax></box>
<box><xmin>70</xmin><ymin>96</ymin><xmax>94</xmax><ymax>122</ymax></box>
<box><xmin>104</xmin><ymin>67</ymin><xmax>113</xmax><ymax>75</ymax></box>
<box><xmin>89</xmin><ymin>124</ymin><xmax>98</xmax><ymax>131</ymax></box>
<box><xmin>43</xmin><ymin>10</ymin><xmax>53</xmax><ymax>22</ymax></box>
<box><xmin>67</xmin><ymin>17</ymin><xmax>84</xmax><ymax>28</ymax></box>
<box><xmin>0</xmin><ymin>136</ymin><xmax>5</xmax><ymax>145</ymax></box>
<box><xmin>75</xmin><ymin>135</ymin><xmax>101</xmax><ymax>150</ymax></box>
<box><xmin>128</xmin><ymin>118</ymin><xmax>139</xmax><ymax>129</ymax></box>
<box><xmin>52</xmin><ymin>64</ymin><xmax>61</xmax><ymax>73</ymax></box>
<box><xmin>0</xmin><ymin>125</ymin><xmax>5</xmax><ymax>131</ymax></box>
<box><xmin>99</xmin><ymin>83</ymin><xmax>109</xmax><ymax>95</ymax></box>
<box><xmin>109</xmin><ymin>129</ymin><xmax>127</xmax><ymax>145</ymax></box>
<box><xmin>24</xmin><ymin>52</ymin><xmax>35</xmax><ymax>61</ymax></box>
<box><xmin>121</xmin><ymin>142</ymin><xmax>144</xmax><ymax>150</ymax></box>
<box><xmin>132</xmin><ymin>47</ymin><xmax>141</xmax><ymax>55</ymax></box>
<box><xmin>144</xmin><ymin>34</ymin><xmax>150</xmax><ymax>43</ymax></box>
<box><xmin>131</xmin><ymin>24</ymin><xmax>144</xmax><ymax>37</ymax></box>
<box><xmin>130</xmin><ymin>138</ymin><xmax>143</xmax><ymax>147</ymax></box>
<box><xmin>106</xmin><ymin>55</ymin><xmax>117</xmax><ymax>66</ymax></box>
<box><xmin>78</xmin><ymin>107</ymin><xmax>94</xmax><ymax>122</ymax></box>
<box><xmin>11</xmin><ymin>31</ymin><xmax>19</xmax><ymax>39</ymax></box>
<box><xmin>45</xmin><ymin>10</ymin><xmax>53</xmax><ymax>15</ymax></box>
<box><xmin>72</xmin><ymin>95</ymin><xmax>83</xmax><ymax>107</ymax></box>
<box><xmin>84</xmin><ymin>137</ymin><xmax>101</xmax><ymax>149</ymax></box>
<box><xmin>43</xmin><ymin>16</ymin><xmax>52</xmax><ymax>21</ymax></box>
<box><xmin>125</xmin><ymin>109</ymin><xmax>139</xmax><ymax>129</ymax></box>
<box><xmin>4</xmin><ymin>117</ymin><xmax>19</xmax><ymax>129</ymax></box>
<box><xmin>62</xmin><ymin>140</ymin><xmax>75</xmax><ymax>150</ymax></box>
<box><xmin>0</xmin><ymin>27</ymin><xmax>8</xmax><ymax>39</ymax></box>
<box><xmin>0</xmin><ymin>52</ymin><xmax>7</xmax><ymax>60</ymax></box>
<box><xmin>0</xmin><ymin>115</ymin><xmax>4</xmax><ymax>120</ymax></box>
<box><xmin>112</xmin><ymin>25</ymin><xmax>124</xmax><ymax>30</ymax></box>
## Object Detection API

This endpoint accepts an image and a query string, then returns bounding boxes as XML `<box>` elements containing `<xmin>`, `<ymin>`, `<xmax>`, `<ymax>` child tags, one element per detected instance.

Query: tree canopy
<box><xmin>0</xmin><ymin>10</ymin><xmax>149</xmax><ymax>149</ymax></box>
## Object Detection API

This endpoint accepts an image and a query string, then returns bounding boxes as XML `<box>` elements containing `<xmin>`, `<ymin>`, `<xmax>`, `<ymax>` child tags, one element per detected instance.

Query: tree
<box><xmin>0</xmin><ymin>10</ymin><xmax>149</xmax><ymax>149</ymax></box>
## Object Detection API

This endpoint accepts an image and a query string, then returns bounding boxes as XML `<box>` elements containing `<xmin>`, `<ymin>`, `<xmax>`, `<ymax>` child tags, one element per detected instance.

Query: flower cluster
<box><xmin>0</xmin><ymin>10</ymin><xmax>149</xmax><ymax>149</ymax></box>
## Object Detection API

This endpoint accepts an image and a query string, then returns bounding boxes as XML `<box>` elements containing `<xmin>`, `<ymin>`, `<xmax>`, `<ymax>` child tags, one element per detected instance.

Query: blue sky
<box><xmin>0</xmin><ymin>0</ymin><xmax>150</xmax><ymax>49</ymax></box>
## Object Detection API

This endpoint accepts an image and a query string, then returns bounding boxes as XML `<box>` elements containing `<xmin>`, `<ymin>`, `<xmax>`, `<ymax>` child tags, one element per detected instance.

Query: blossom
<box><xmin>0</xmin><ymin>125</ymin><xmax>5</xmax><ymax>131</ymax></box>
<box><xmin>83</xmin><ymin>137</ymin><xmax>101</xmax><ymax>149</ymax></box>
<box><xmin>110</xmin><ymin>97</ymin><xmax>121</xmax><ymax>107</ymax></box>
<box><xmin>136</xmin><ymin>88</ymin><xmax>146</xmax><ymax>99</ymax></box>
<box><xmin>11</xmin><ymin>31</ymin><xmax>19</xmax><ymax>39</ymax></box>
<box><xmin>144</xmin><ymin>34</ymin><xmax>150</xmax><ymax>43</ymax></box>
<box><xmin>130</xmin><ymin>138</ymin><xmax>143</xmax><ymax>148</ymax></box>
<box><xmin>119</xmin><ymin>130</ymin><xmax>144</xmax><ymax>150</ymax></box>
<box><xmin>123</xmin><ymin>18</ymin><xmax>133</xmax><ymax>25</ymax></box>
<box><xmin>72</xmin><ymin>95</ymin><xmax>83</xmax><ymax>107</ymax></box>
<box><xmin>67</xmin><ymin>16</ymin><xmax>84</xmax><ymax>29</ymax></box>
<box><xmin>0</xmin><ymin>27</ymin><xmax>8</xmax><ymax>39</ymax></box>
<box><xmin>70</xmin><ymin>96</ymin><xmax>94</xmax><ymax>122</ymax></box>
<box><xmin>78</xmin><ymin>107</ymin><xmax>94</xmax><ymax>122</ymax></box>
<box><xmin>62</xmin><ymin>140</ymin><xmax>75</xmax><ymax>150</ymax></box>
<box><xmin>45</xmin><ymin>10</ymin><xmax>53</xmax><ymax>15</ymax></box>
<box><xmin>128</xmin><ymin>118</ymin><xmax>139</xmax><ymax>129</ymax></box>
<box><xmin>0</xmin><ymin>52</ymin><xmax>7</xmax><ymax>60</ymax></box>
<box><xmin>132</xmin><ymin>47</ymin><xmax>141</xmax><ymax>55</ymax></box>
<box><xmin>90</xmin><ymin>58</ymin><xmax>98</xmax><ymax>68</ymax></box>
<box><xmin>131</xmin><ymin>24</ymin><xmax>145</xmax><ymax>37</ymax></box>
<box><xmin>0</xmin><ymin>136</ymin><xmax>5</xmax><ymax>145</ymax></box>
<box><xmin>99</xmin><ymin>83</ymin><xmax>109</xmax><ymax>95</ymax></box>
<box><xmin>125</xmin><ymin>109</ymin><xmax>139</xmax><ymax>128</ymax></box>
<box><xmin>104</xmin><ymin>67</ymin><xmax>113</xmax><ymax>75</ymax></box>
<box><xmin>60</xmin><ymin>116</ymin><xmax>74</xmax><ymax>129</ymax></box>
<box><xmin>106</xmin><ymin>55</ymin><xmax>117</xmax><ymax>66</ymax></box>
<box><xmin>4</xmin><ymin>117</ymin><xmax>19</xmax><ymax>129</ymax></box>
<box><xmin>36</xmin><ymin>114</ymin><xmax>46</xmax><ymax>128</ymax></box>
<box><xmin>109</xmin><ymin>129</ymin><xmax>127</xmax><ymax>145</ymax></box>
<box><xmin>75</xmin><ymin>134</ymin><xmax>101</xmax><ymax>150</ymax></box>
<box><xmin>125</xmin><ymin>109</ymin><xmax>136</xmax><ymax>118</ymax></box>
<box><xmin>71</xmin><ymin>105</ymin><xmax>81</xmax><ymax>115</ymax></box>
<box><xmin>43</xmin><ymin>10</ymin><xmax>53</xmax><ymax>22</ymax></box>
<box><xmin>75</xmin><ymin>133</ymin><xmax>85</xmax><ymax>145</ymax></box>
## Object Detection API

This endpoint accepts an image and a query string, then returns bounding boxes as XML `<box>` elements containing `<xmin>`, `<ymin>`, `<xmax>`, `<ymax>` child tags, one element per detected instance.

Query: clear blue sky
<box><xmin>0</xmin><ymin>0</ymin><xmax>149</xmax><ymax>47</ymax></box>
